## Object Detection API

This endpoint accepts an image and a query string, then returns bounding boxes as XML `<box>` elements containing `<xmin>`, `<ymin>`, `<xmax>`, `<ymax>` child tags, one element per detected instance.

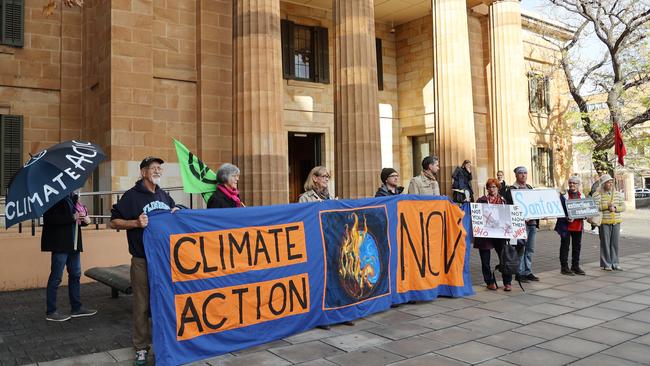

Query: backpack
<box><xmin>496</xmin><ymin>243</ymin><xmax>525</xmax><ymax>291</ymax></box>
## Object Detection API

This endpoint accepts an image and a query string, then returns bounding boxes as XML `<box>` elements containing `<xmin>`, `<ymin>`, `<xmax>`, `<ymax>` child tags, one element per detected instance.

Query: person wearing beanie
<box><xmin>505</xmin><ymin>165</ymin><xmax>540</xmax><ymax>283</ymax></box>
<box><xmin>554</xmin><ymin>174</ymin><xmax>586</xmax><ymax>276</ymax></box>
<box><xmin>375</xmin><ymin>168</ymin><xmax>404</xmax><ymax>197</ymax></box>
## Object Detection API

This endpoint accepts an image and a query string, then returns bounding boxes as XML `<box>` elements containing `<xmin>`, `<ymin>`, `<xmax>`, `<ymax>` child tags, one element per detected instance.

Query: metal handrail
<box><xmin>1</xmin><ymin>186</ymin><xmax>194</xmax><ymax>236</ymax></box>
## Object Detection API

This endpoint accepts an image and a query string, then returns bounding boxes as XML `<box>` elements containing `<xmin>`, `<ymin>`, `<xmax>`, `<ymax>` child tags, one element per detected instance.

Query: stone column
<box><xmin>333</xmin><ymin>0</ymin><xmax>381</xmax><ymax>199</ymax></box>
<box><xmin>488</xmin><ymin>0</ymin><xmax>530</xmax><ymax>183</ymax></box>
<box><xmin>432</xmin><ymin>0</ymin><xmax>477</xmax><ymax>195</ymax></box>
<box><xmin>233</xmin><ymin>0</ymin><xmax>288</xmax><ymax>206</ymax></box>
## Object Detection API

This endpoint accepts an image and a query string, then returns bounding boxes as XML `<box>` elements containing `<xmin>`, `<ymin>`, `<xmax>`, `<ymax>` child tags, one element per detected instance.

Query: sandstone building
<box><xmin>1</xmin><ymin>0</ymin><xmax>574</xmax><ymax>207</ymax></box>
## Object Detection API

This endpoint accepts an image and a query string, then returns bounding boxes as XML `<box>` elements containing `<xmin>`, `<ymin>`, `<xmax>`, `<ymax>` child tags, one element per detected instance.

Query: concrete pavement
<box><xmin>2</xmin><ymin>210</ymin><xmax>648</xmax><ymax>366</ymax></box>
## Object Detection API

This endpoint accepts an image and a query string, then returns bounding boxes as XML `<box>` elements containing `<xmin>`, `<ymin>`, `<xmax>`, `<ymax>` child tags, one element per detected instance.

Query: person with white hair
<box><xmin>554</xmin><ymin>175</ymin><xmax>586</xmax><ymax>276</ymax></box>
<box><xmin>207</xmin><ymin>163</ymin><xmax>245</xmax><ymax>208</ymax></box>
<box><xmin>593</xmin><ymin>174</ymin><xmax>625</xmax><ymax>271</ymax></box>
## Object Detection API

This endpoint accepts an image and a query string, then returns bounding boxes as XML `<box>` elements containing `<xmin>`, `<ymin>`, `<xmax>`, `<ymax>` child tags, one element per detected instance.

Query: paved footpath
<box><xmin>1</xmin><ymin>210</ymin><xmax>648</xmax><ymax>366</ymax></box>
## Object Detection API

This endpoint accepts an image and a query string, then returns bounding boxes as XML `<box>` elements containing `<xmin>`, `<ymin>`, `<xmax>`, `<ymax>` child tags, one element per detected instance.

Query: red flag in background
<box><xmin>614</xmin><ymin>122</ymin><xmax>626</xmax><ymax>166</ymax></box>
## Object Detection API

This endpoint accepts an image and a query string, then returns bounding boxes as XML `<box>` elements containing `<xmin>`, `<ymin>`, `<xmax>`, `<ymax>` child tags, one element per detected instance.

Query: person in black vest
<box><xmin>42</xmin><ymin>192</ymin><xmax>97</xmax><ymax>322</ymax></box>
<box><xmin>110</xmin><ymin>156</ymin><xmax>178</xmax><ymax>366</ymax></box>
<box><xmin>375</xmin><ymin>168</ymin><xmax>403</xmax><ymax>197</ymax></box>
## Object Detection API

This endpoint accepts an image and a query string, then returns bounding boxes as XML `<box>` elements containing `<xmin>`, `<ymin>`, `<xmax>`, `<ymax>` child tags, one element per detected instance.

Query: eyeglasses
<box><xmin>318</xmin><ymin>174</ymin><xmax>330</xmax><ymax>179</ymax></box>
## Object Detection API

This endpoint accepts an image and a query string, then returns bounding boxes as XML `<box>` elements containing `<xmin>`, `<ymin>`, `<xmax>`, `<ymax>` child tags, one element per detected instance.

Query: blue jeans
<box><xmin>517</xmin><ymin>225</ymin><xmax>537</xmax><ymax>276</ymax></box>
<box><xmin>46</xmin><ymin>252</ymin><xmax>82</xmax><ymax>314</ymax></box>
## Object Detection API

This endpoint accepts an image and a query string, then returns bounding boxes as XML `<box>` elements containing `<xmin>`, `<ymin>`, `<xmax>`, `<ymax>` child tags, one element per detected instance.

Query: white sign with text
<box><xmin>510</xmin><ymin>189</ymin><xmax>565</xmax><ymax>220</ymax></box>
<box><xmin>470</xmin><ymin>203</ymin><xmax>527</xmax><ymax>240</ymax></box>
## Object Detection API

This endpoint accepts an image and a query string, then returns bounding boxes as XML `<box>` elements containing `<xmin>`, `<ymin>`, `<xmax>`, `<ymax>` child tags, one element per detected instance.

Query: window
<box><xmin>0</xmin><ymin>114</ymin><xmax>23</xmax><ymax>195</ymax></box>
<box><xmin>281</xmin><ymin>20</ymin><xmax>329</xmax><ymax>83</ymax></box>
<box><xmin>376</xmin><ymin>38</ymin><xmax>383</xmax><ymax>91</ymax></box>
<box><xmin>531</xmin><ymin>146</ymin><xmax>554</xmax><ymax>187</ymax></box>
<box><xmin>528</xmin><ymin>73</ymin><xmax>550</xmax><ymax>114</ymax></box>
<box><xmin>0</xmin><ymin>0</ymin><xmax>24</xmax><ymax>47</ymax></box>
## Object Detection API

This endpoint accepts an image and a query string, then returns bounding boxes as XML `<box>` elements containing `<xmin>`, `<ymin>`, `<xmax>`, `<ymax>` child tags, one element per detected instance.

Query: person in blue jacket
<box><xmin>110</xmin><ymin>156</ymin><xmax>178</xmax><ymax>366</ymax></box>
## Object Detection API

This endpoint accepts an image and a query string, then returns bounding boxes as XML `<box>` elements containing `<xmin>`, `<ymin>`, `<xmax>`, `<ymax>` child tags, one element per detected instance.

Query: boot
<box><xmin>561</xmin><ymin>266</ymin><xmax>575</xmax><ymax>276</ymax></box>
<box><xmin>571</xmin><ymin>266</ymin><xmax>586</xmax><ymax>275</ymax></box>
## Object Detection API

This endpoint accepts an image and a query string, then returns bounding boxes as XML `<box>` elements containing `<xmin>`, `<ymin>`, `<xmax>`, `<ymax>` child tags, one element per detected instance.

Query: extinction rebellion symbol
<box><xmin>188</xmin><ymin>153</ymin><xmax>217</xmax><ymax>184</ymax></box>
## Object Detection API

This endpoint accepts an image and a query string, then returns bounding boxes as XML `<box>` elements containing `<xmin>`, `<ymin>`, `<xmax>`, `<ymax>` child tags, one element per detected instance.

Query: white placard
<box><xmin>510</xmin><ymin>189</ymin><xmax>565</xmax><ymax>220</ymax></box>
<box><xmin>470</xmin><ymin>203</ymin><xmax>527</xmax><ymax>240</ymax></box>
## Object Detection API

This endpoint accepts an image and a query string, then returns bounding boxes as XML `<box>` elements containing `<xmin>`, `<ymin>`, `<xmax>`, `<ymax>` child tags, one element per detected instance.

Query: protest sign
<box><xmin>144</xmin><ymin>196</ymin><xmax>474</xmax><ymax>365</ymax></box>
<box><xmin>566</xmin><ymin>198</ymin><xmax>599</xmax><ymax>219</ymax></box>
<box><xmin>470</xmin><ymin>203</ymin><xmax>527</xmax><ymax>240</ymax></box>
<box><xmin>510</xmin><ymin>189</ymin><xmax>564</xmax><ymax>220</ymax></box>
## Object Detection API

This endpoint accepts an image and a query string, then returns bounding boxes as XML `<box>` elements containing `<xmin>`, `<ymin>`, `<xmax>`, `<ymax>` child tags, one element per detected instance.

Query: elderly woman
<box><xmin>474</xmin><ymin>178</ymin><xmax>512</xmax><ymax>291</ymax></box>
<box><xmin>555</xmin><ymin>175</ymin><xmax>585</xmax><ymax>276</ymax></box>
<box><xmin>299</xmin><ymin>166</ymin><xmax>331</xmax><ymax>202</ymax></box>
<box><xmin>207</xmin><ymin>163</ymin><xmax>244</xmax><ymax>208</ymax></box>
<box><xmin>593</xmin><ymin>174</ymin><xmax>625</xmax><ymax>271</ymax></box>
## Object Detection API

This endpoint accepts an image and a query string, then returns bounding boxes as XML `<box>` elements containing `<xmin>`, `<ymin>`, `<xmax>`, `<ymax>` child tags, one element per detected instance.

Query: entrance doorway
<box><xmin>411</xmin><ymin>134</ymin><xmax>434</xmax><ymax>176</ymax></box>
<box><xmin>288</xmin><ymin>132</ymin><xmax>323</xmax><ymax>202</ymax></box>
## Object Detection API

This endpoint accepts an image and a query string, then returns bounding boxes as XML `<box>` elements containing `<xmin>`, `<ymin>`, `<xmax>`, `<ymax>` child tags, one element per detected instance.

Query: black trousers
<box><xmin>559</xmin><ymin>231</ymin><xmax>582</xmax><ymax>268</ymax></box>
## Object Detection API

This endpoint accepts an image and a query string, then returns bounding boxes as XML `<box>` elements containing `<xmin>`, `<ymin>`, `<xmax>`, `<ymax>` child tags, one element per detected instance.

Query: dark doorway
<box><xmin>288</xmin><ymin>132</ymin><xmax>323</xmax><ymax>202</ymax></box>
<box><xmin>411</xmin><ymin>134</ymin><xmax>434</xmax><ymax>176</ymax></box>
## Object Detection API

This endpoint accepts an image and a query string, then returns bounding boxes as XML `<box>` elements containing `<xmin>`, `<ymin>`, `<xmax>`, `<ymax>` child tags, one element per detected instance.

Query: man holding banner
<box><xmin>110</xmin><ymin>157</ymin><xmax>178</xmax><ymax>366</ymax></box>
<box><xmin>506</xmin><ymin>166</ymin><xmax>539</xmax><ymax>283</ymax></box>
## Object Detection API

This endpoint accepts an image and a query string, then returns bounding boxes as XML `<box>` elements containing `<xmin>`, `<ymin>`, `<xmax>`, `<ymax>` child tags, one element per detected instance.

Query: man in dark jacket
<box><xmin>42</xmin><ymin>193</ymin><xmax>96</xmax><ymax>322</ymax></box>
<box><xmin>110</xmin><ymin>156</ymin><xmax>178</xmax><ymax>366</ymax></box>
<box><xmin>375</xmin><ymin>168</ymin><xmax>404</xmax><ymax>197</ymax></box>
<box><xmin>451</xmin><ymin>160</ymin><xmax>474</xmax><ymax>203</ymax></box>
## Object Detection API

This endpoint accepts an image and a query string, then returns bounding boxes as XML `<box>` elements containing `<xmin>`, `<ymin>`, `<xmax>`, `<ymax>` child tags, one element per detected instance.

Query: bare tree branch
<box><xmin>623</xmin><ymin>75</ymin><xmax>650</xmax><ymax>90</ymax></box>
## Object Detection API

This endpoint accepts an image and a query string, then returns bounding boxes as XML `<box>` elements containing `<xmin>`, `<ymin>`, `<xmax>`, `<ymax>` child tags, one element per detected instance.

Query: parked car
<box><xmin>635</xmin><ymin>188</ymin><xmax>650</xmax><ymax>198</ymax></box>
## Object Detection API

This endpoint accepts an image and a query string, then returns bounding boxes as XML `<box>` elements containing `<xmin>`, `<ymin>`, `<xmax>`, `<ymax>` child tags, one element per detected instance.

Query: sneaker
<box><xmin>613</xmin><ymin>266</ymin><xmax>623</xmax><ymax>271</ymax></box>
<box><xmin>70</xmin><ymin>307</ymin><xmax>97</xmax><ymax>318</ymax></box>
<box><xmin>527</xmin><ymin>274</ymin><xmax>540</xmax><ymax>281</ymax></box>
<box><xmin>46</xmin><ymin>311</ymin><xmax>71</xmax><ymax>322</ymax></box>
<box><xmin>571</xmin><ymin>267</ymin><xmax>586</xmax><ymax>275</ymax></box>
<box><xmin>603</xmin><ymin>266</ymin><xmax>612</xmax><ymax>271</ymax></box>
<box><xmin>561</xmin><ymin>267</ymin><xmax>575</xmax><ymax>276</ymax></box>
<box><xmin>134</xmin><ymin>349</ymin><xmax>147</xmax><ymax>366</ymax></box>
<box><xmin>503</xmin><ymin>284</ymin><xmax>512</xmax><ymax>292</ymax></box>
<box><xmin>487</xmin><ymin>283</ymin><xmax>497</xmax><ymax>290</ymax></box>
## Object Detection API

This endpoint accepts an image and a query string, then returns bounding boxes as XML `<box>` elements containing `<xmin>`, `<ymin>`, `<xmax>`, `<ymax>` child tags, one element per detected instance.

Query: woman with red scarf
<box><xmin>207</xmin><ymin>163</ymin><xmax>245</xmax><ymax>208</ymax></box>
<box><xmin>474</xmin><ymin>178</ymin><xmax>512</xmax><ymax>291</ymax></box>
<box><xmin>554</xmin><ymin>175</ymin><xmax>585</xmax><ymax>276</ymax></box>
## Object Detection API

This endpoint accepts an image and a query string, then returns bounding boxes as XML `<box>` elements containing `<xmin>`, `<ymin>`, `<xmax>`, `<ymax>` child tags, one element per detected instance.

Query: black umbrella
<box><xmin>4</xmin><ymin>140</ymin><xmax>106</xmax><ymax>228</ymax></box>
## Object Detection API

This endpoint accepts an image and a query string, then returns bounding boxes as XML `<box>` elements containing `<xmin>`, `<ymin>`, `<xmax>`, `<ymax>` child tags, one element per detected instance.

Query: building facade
<box><xmin>0</xmin><ymin>0</ymin><xmax>573</xmax><ymax>208</ymax></box>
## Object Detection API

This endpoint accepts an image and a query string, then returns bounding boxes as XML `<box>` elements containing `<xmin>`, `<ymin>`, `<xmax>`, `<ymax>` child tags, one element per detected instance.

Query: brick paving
<box><xmin>1</xmin><ymin>210</ymin><xmax>648</xmax><ymax>366</ymax></box>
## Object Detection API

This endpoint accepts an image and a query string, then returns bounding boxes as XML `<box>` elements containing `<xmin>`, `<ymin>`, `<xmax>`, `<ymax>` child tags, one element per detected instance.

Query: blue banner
<box><xmin>144</xmin><ymin>195</ymin><xmax>474</xmax><ymax>365</ymax></box>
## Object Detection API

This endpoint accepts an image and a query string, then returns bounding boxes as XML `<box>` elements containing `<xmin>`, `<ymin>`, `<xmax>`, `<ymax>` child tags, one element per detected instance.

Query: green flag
<box><xmin>173</xmin><ymin>139</ymin><xmax>217</xmax><ymax>202</ymax></box>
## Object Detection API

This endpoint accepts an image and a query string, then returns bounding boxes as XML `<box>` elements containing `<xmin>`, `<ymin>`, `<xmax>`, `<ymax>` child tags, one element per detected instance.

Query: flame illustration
<box><xmin>338</xmin><ymin>213</ymin><xmax>377</xmax><ymax>299</ymax></box>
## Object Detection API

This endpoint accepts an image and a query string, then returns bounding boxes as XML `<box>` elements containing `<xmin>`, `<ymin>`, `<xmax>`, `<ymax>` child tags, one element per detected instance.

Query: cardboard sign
<box><xmin>510</xmin><ymin>189</ymin><xmax>564</xmax><ymax>219</ymax></box>
<box><xmin>470</xmin><ymin>203</ymin><xmax>527</xmax><ymax>240</ymax></box>
<box><xmin>566</xmin><ymin>198</ymin><xmax>599</xmax><ymax>219</ymax></box>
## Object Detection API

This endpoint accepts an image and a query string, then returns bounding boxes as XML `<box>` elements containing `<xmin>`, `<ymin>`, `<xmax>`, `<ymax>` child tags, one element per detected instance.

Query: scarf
<box><xmin>315</xmin><ymin>188</ymin><xmax>331</xmax><ymax>200</ymax></box>
<box><xmin>218</xmin><ymin>184</ymin><xmax>242</xmax><ymax>207</ymax></box>
<box><xmin>422</xmin><ymin>169</ymin><xmax>436</xmax><ymax>181</ymax></box>
<box><xmin>486</xmin><ymin>194</ymin><xmax>504</xmax><ymax>204</ymax></box>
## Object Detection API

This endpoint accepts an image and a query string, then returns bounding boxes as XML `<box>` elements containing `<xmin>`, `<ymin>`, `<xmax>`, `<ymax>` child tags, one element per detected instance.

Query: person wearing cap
<box><xmin>451</xmin><ymin>159</ymin><xmax>474</xmax><ymax>203</ymax></box>
<box><xmin>408</xmin><ymin>155</ymin><xmax>440</xmax><ymax>196</ymax></box>
<box><xmin>207</xmin><ymin>163</ymin><xmax>244</xmax><ymax>208</ymax></box>
<box><xmin>505</xmin><ymin>166</ymin><xmax>540</xmax><ymax>283</ymax></box>
<box><xmin>593</xmin><ymin>174</ymin><xmax>625</xmax><ymax>271</ymax></box>
<box><xmin>554</xmin><ymin>175</ymin><xmax>586</xmax><ymax>276</ymax></box>
<box><xmin>110</xmin><ymin>156</ymin><xmax>178</xmax><ymax>366</ymax></box>
<box><xmin>375</xmin><ymin>168</ymin><xmax>404</xmax><ymax>197</ymax></box>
